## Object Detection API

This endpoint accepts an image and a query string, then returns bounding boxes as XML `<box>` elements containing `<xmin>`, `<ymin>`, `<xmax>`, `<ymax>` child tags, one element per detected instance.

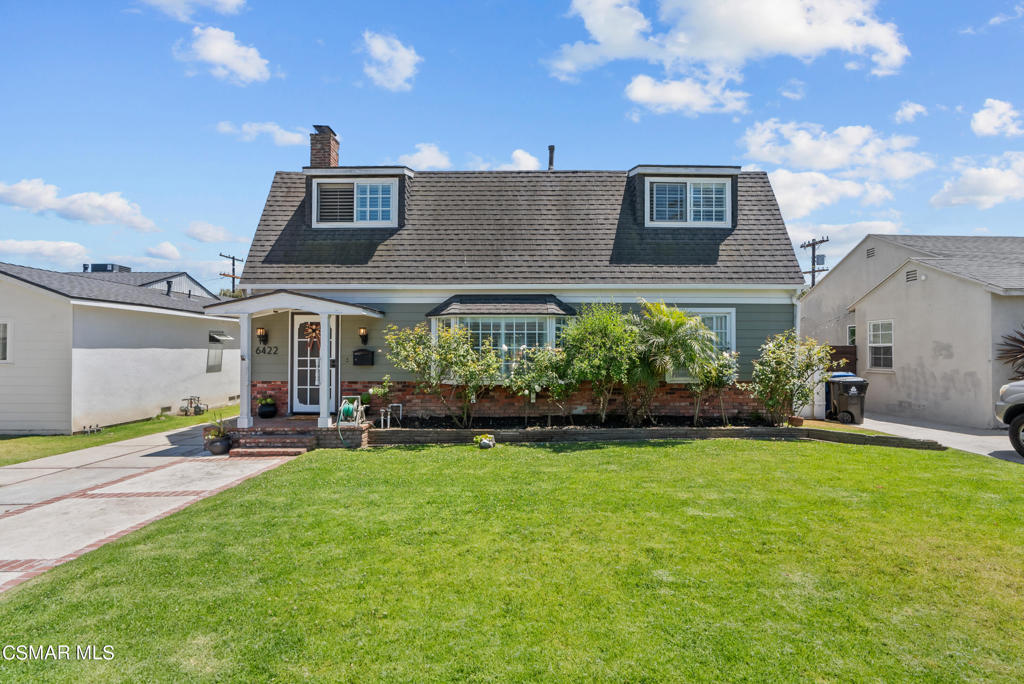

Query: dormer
<box><xmin>303</xmin><ymin>124</ymin><xmax>411</xmax><ymax>229</ymax></box>
<box><xmin>628</xmin><ymin>165</ymin><xmax>739</xmax><ymax>229</ymax></box>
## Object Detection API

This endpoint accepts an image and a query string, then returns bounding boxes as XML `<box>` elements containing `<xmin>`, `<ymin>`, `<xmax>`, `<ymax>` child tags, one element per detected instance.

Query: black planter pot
<box><xmin>207</xmin><ymin>437</ymin><xmax>231</xmax><ymax>455</ymax></box>
<box><xmin>257</xmin><ymin>403</ymin><xmax>278</xmax><ymax>419</ymax></box>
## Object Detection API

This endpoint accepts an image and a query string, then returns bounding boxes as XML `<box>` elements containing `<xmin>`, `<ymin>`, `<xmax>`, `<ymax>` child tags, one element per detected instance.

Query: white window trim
<box><xmin>312</xmin><ymin>177</ymin><xmax>399</xmax><ymax>229</ymax></box>
<box><xmin>665</xmin><ymin>307</ymin><xmax>736</xmax><ymax>383</ymax></box>
<box><xmin>643</xmin><ymin>176</ymin><xmax>731</xmax><ymax>229</ymax></box>
<box><xmin>0</xmin><ymin>318</ymin><xmax>11</xmax><ymax>364</ymax></box>
<box><xmin>867</xmin><ymin>319</ymin><xmax>894</xmax><ymax>370</ymax></box>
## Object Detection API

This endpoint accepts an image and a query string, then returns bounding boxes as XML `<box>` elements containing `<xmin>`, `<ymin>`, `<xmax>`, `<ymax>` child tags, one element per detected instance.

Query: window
<box><xmin>207</xmin><ymin>330</ymin><xmax>233</xmax><ymax>373</ymax></box>
<box><xmin>313</xmin><ymin>178</ymin><xmax>398</xmax><ymax>228</ymax></box>
<box><xmin>868</xmin><ymin>320</ymin><xmax>893</xmax><ymax>369</ymax></box>
<box><xmin>847</xmin><ymin>325</ymin><xmax>856</xmax><ymax>346</ymax></box>
<box><xmin>666</xmin><ymin>309</ymin><xmax>736</xmax><ymax>382</ymax></box>
<box><xmin>0</xmin><ymin>320</ymin><xmax>10</xmax><ymax>363</ymax></box>
<box><xmin>459</xmin><ymin>317</ymin><xmax>548</xmax><ymax>374</ymax></box>
<box><xmin>645</xmin><ymin>177</ymin><xmax>730</xmax><ymax>227</ymax></box>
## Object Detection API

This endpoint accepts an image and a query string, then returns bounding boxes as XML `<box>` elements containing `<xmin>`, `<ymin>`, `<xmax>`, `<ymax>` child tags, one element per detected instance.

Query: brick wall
<box><xmin>251</xmin><ymin>380</ymin><xmax>288</xmax><ymax>414</ymax></box>
<box><xmin>340</xmin><ymin>380</ymin><xmax>759</xmax><ymax>421</ymax></box>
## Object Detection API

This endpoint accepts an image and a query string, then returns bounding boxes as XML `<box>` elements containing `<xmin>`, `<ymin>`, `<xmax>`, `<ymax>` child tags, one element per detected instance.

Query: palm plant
<box><xmin>997</xmin><ymin>326</ymin><xmax>1024</xmax><ymax>379</ymax></box>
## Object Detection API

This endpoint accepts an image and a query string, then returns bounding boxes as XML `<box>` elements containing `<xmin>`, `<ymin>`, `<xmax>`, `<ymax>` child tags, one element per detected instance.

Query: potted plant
<box><xmin>205</xmin><ymin>414</ymin><xmax>232</xmax><ymax>455</ymax></box>
<box><xmin>256</xmin><ymin>394</ymin><xmax>277</xmax><ymax>419</ymax></box>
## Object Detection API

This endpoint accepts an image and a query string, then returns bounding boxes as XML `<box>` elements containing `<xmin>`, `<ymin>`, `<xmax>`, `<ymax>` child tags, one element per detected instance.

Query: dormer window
<box><xmin>644</xmin><ymin>177</ymin><xmax>730</xmax><ymax>228</ymax></box>
<box><xmin>312</xmin><ymin>177</ymin><xmax>398</xmax><ymax>228</ymax></box>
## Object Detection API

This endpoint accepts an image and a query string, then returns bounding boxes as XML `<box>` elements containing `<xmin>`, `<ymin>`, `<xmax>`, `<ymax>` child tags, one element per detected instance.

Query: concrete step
<box><xmin>236</xmin><ymin>435</ymin><xmax>316</xmax><ymax>448</ymax></box>
<box><xmin>229</xmin><ymin>447</ymin><xmax>307</xmax><ymax>457</ymax></box>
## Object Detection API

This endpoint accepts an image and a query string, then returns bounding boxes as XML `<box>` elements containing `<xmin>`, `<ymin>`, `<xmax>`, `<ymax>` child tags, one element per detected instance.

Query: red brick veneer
<box><xmin>251</xmin><ymin>380</ymin><xmax>288</xmax><ymax>414</ymax></box>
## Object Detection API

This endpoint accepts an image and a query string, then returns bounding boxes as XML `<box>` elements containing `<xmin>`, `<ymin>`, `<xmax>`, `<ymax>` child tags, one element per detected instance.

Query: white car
<box><xmin>995</xmin><ymin>380</ymin><xmax>1024</xmax><ymax>457</ymax></box>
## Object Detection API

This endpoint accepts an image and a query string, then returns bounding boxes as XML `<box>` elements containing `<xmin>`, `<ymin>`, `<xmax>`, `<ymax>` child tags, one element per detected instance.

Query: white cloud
<box><xmin>114</xmin><ymin>255</ymin><xmax>227</xmax><ymax>281</ymax></box>
<box><xmin>779</xmin><ymin>78</ymin><xmax>805</xmax><ymax>101</ymax></box>
<box><xmin>742</xmin><ymin>119</ymin><xmax>934</xmax><ymax>181</ymax></box>
<box><xmin>141</xmin><ymin>0</ymin><xmax>244</xmax><ymax>21</ymax></box>
<box><xmin>894</xmin><ymin>100</ymin><xmax>927</xmax><ymax>123</ymax></box>
<box><xmin>0</xmin><ymin>239</ymin><xmax>90</xmax><ymax>268</ymax></box>
<box><xmin>989</xmin><ymin>3</ymin><xmax>1024</xmax><ymax>26</ymax></box>
<box><xmin>970</xmin><ymin>98</ymin><xmax>1023</xmax><ymax>137</ymax></box>
<box><xmin>175</xmin><ymin>26</ymin><xmax>270</xmax><ymax>85</ymax></box>
<box><xmin>931</xmin><ymin>152</ymin><xmax>1024</xmax><ymax>209</ymax></box>
<box><xmin>788</xmin><ymin>219</ymin><xmax>900</xmax><ymax>265</ymax></box>
<box><xmin>145</xmin><ymin>241</ymin><xmax>181</xmax><ymax>260</ymax></box>
<box><xmin>397</xmin><ymin>143</ymin><xmax>452</xmax><ymax>170</ymax></box>
<box><xmin>0</xmin><ymin>178</ymin><xmax>157</xmax><ymax>232</ymax></box>
<box><xmin>549</xmin><ymin>0</ymin><xmax>908</xmax><ymax>115</ymax></box>
<box><xmin>185</xmin><ymin>220</ymin><xmax>246</xmax><ymax>243</ymax></box>
<box><xmin>469</xmin><ymin>150</ymin><xmax>543</xmax><ymax>171</ymax></box>
<box><xmin>216</xmin><ymin>121</ymin><xmax>306</xmax><ymax>145</ymax></box>
<box><xmin>624</xmin><ymin>74</ymin><xmax>748</xmax><ymax>115</ymax></box>
<box><xmin>362</xmin><ymin>31</ymin><xmax>422</xmax><ymax>91</ymax></box>
<box><xmin>768</xmin><ymin>169</ymin><xmax>874</xmax><ymax>220</ymax></box>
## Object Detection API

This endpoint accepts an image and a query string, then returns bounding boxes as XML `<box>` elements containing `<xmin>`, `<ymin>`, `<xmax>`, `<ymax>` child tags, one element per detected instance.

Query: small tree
<box><xmin>384</xmin><ymin>323</ymin><xmax>501</xmax><ymax>428</ymax></box>
<box><xmin>997</xmin><ymin>326</ymin><xmax>1024</xmax><ymax>379</ymax></box>
<box><xmin>692</xmin><ymin>351</ymin><xmax>739</xmax><ymax>426</ymax></box>
<box><xmin>560</xmin><ymin>303</ymin><xmax>638</xmax><ymax>423</ymax></box>
<box><xmin>749</xmin><ymin>330</ymin><xmax>841</xmax><ymax>425</ymax></box>
<box><xmin>507</xmin><ymin>346</ymin><xmax>573</xmax><ymax>427</ymax></box>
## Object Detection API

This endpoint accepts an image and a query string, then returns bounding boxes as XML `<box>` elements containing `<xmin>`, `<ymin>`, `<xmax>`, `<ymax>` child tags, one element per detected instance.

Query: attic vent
<box><xmin>906</xmin><ymin>269</ymin><xmax>918</xmax><ymax>282</ymax></box>
<box><xmin>316</xmin><ymin>182</ymin><xmax>354</xmax><ymax>223</ymax></box>
<box><xmin>866</xmin><ymin>247</ymin><xmax>876</xmax><ymax>259</ymax></box>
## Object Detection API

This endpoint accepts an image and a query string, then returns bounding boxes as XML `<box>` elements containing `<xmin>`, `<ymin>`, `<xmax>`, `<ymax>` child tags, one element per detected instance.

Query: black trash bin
<box><xmin>826</xmin><ymin>375</ymin><xmax>869</xmax><ymax>424</ymax></box>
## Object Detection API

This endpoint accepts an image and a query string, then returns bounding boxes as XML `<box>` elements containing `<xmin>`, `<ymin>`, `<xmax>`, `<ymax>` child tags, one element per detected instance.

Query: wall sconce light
<box><xmin>358</xmin><ymin>327</ymin><xmax>369</xmax><ymax>345</ymax></box>
<box><xmin>256</xmin><ymin>327</ymin><xmax>269</xmax><ymax>345</ymax></box>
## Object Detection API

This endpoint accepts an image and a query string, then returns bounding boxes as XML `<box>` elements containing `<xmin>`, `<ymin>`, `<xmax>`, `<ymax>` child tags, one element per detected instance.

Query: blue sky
<box><xmin>1</xmin><ymin>0</ymin><xmax>1023</xmax><ymax>290</ymax></box>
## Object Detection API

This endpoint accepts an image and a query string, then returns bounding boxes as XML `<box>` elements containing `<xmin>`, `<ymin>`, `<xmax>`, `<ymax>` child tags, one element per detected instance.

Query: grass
<box><xmin>1</xmin><ymin>439</ymin><xmax>1023</xmax><ymax>681</ymax></box>
<box><xmin>0</xmin><ymin>405</ymin><xmax>239</xmax><ymax>467</ymax></box>
<box><xmin>801</xmin><ymin>418</ymin><xmax>891</xmax><ymax>436</ymax></box>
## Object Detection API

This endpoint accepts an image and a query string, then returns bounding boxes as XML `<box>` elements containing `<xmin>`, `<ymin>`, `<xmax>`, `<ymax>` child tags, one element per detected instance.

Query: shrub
<box><xmin>369</xmin><ymin>374</ymin><xmax>393</xmax><ymax>404</ymax></box>
<box><xmin>384</xmin><ymin>323</ymin><xmax>501</xmax><ymax>428</ymax></box>
<box><xmin>997</xmin><ymin>326</ymin><xmax>1024</xmax><ymax>379</ymax></box>
<box><xmin>507</xmin><ymin>346</ymin><xmax>576</xmax><ymax>427</ymax></box>
<box><xmin>692</xmin><ymin>351</ymin><xmax>740</xmax><ymax>426</ymax></box>
<box><xmin>749</xmin><ymin>330</ymin><xmax>841</xmax><ymax>425</ymax></box>
<box><xmin>560</xmin><ymin>303</ymin><xmax>639</xmax><ymax>423</ymax></box>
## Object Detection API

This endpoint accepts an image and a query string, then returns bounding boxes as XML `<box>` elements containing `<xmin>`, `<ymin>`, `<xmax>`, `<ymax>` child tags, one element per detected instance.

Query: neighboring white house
<box><xmin>0</xmin><ymin>262</ymin><xmax>240</xmax><ymax>434</ymax></box>
<box><xmin>801</xmin><ymin>235</ymin><xmax>1024</xmax><ymax>429</ymax></box>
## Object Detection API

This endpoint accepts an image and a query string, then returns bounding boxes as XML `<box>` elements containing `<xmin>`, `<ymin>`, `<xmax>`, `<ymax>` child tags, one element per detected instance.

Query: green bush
<box><xmin>749</xmin><ymin>330</ymin><xmax>840</xmax><ymax>425</ymax></box>
<box><xmin>560</xmin><ymin>303</ymin><xmax>638</xmax><ymax>423</ymax></box>
<box><xmin>507</xmin><ymin>346</ymin><xmax>577</xmax><ymax>426</ymax></box>
<box><xmin>692</xmin><ymin>351</ymin><xmax>740</xmax><ymax>426</ymax></box>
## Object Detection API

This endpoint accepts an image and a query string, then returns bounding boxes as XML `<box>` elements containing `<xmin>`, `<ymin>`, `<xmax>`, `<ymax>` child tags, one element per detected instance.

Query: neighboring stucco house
<box><xmin>801</xmin><ymin>235</ymin><xmax>1024</xmax><ymax>428</ymax></box>
<box><xmin>208</xmin><ymin>125</ymin><xmax>804</xmax><ymax>428</ymax></box>
<box><xmin>0</xmin><ymin>262</ymin><xmax>240</xmax><ymax>434</ymax></box>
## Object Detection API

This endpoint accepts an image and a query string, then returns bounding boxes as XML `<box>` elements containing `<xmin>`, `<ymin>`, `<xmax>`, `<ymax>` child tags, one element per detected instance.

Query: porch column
<box><xmin>318</xmin><ymin>311</ymin><xmax>331</xmax><ymax>428</ymax></box>
<box><xmin>238</xmin><ymin>312</ymin><xmax>252</xmax><ymax>428</ymax></box>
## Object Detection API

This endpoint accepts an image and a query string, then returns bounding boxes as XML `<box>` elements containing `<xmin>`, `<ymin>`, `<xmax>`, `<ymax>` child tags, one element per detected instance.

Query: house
<box><xmin>0</xmin><ymin>262</ymin><xmax>240</xmax><ymax>434</ymax></box>
<box><xmin>800</xmin><ymin>235</ymin><xmax>1024</xmax><ymax>428</ymax></box>
<box><xmin>207</xmin><ymin>125</ymin><xmax>804</xmax><ymax>428</ymax></box>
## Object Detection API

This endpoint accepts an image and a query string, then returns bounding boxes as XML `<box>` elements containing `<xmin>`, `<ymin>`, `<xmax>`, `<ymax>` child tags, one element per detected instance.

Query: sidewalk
<box><xmin>862</xmin><ymin>414</ymin><xmax>1021</xmax><ymax>465</ymax></box>
<box><xmin>0</xmin><ymin>425</ymin><xmax>294</xmax><ymax>593</ymax></box>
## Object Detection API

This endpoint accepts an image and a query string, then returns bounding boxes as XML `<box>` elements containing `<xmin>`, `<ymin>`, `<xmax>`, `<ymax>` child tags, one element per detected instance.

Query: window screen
<box><xmin>316</xmin><ymin>183</ymin><xmax>354</xmax><ymax>223</ymax></box>
<box><xmin>650</xmin><ymin>182</ymin><xmax>687</xmax><ymax>222</ymax></box>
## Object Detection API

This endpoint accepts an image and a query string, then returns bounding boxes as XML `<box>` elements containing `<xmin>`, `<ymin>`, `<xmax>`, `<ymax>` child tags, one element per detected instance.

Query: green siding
<box><xmin>250</xmin><ymin>311</ymin><xmax>289</xmax><ymax>382</ymax></box>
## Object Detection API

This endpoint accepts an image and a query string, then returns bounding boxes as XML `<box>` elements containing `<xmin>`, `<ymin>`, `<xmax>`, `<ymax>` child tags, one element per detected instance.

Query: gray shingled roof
<box><xmin>72</xmin><ymin>271</ymin><xmax>181</xmax><ymax>286</ymax></box>
<box><xmin>0</xmin><ymin>262</ymin><xmax>220</xmax><ymax>313</ymax></box>
<box><xmin>875</xmin><ymin>235</ymin><xmax>1024</xmax><ymax>291</ymax></box>
<box><xmin>426</xmin><ymin>294</ymin><xmax>577</xmax><ymax>317</ymax></box>
<box><xmin>240</xmin><ymin>170</ymin><xmax>803</xmax><ymax>285</ymax></box>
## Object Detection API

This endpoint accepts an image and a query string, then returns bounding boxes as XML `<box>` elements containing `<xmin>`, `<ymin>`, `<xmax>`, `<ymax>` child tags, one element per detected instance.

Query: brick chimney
<box><xmin>310</xmin><ymin>125</ymin><xmax>339</xmax><ymax>167</ymax></box>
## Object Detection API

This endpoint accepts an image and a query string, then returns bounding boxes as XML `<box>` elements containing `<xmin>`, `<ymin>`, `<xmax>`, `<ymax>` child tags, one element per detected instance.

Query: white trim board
<box><xmin>643</xmin><ymin>176</ymin><xmax>732</xmax><ymax>229</ymax></box>
<box><xmin>69</xmin><ymin>300</ymin><xmax>237</xmax><ymax>321</ymax></box>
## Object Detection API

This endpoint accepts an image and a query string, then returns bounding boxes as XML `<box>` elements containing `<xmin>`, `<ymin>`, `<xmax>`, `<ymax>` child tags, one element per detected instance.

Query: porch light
<box><xmin>358</xmin><ymin>327</ymin><xmax>369</xmax><ymax>345</ymax></box>
<box><xmin>256</xmin><ymin>327</ymin><xmax>268</xmax><ymax>345</ymax></box>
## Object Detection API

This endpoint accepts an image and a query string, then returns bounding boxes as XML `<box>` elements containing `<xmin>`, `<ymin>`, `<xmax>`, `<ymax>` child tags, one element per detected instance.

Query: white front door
<box><xmin>292</xmin><ymin>315</ymin><xmax>337</xmax><ymax>413</ymax></box>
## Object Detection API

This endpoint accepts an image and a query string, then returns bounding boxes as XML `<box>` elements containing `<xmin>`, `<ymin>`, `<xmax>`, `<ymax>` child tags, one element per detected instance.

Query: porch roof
<box><xmin>425</xmin><ymin>294</ymin><xmax>577</xmax><ymax>317</ymax></box>
<box><xmin>203</xmin><ymin>289</ymin><xmax>383</xmax><ymax>317</ymax></box>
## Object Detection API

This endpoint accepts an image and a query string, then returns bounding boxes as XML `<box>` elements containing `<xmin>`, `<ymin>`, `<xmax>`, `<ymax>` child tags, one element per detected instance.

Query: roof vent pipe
<box><xmin>166</xmin><ymin>281</ymin><xmax>173</xmax><ymax>296</ymax></box>
<box><xmin>547</xmin><ymin>145</ymin><xmax>555</xmax><ymax>171</ymax></box>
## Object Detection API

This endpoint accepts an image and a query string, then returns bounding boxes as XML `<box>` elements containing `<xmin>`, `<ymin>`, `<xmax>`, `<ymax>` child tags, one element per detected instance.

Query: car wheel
<box><xmin>1010</xmin><ymin>414</ymin><xmax>1024</xmax><ymax>458</ymax></box>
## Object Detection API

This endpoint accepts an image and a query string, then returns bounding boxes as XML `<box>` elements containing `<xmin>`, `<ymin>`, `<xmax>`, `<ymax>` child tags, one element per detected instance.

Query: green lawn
<box><xmin>0</xmin><ymin>405</ymin><xmax>239</xmax><ymax>467</ymax></box>
<box><xmin>1</xmin><ymin>439</ymin><xmax>1023</xmax><ymax>681</ymax></box>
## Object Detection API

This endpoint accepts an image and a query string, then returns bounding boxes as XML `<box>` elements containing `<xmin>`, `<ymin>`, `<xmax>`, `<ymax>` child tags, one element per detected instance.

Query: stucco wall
<box><xmin>71</xmin><ymin>305</ymin><xmax>240</xmax><ymax>429</ymax></box>
<box><xmin>801</xmin><ymin>237</ymin><xmax>925</xmax><ymax>345</ymax></box>
<box><xmin>854</xmin><ymin>265</ymin><xmax>995</xmax><ymax>428</ymax></box>
<box><xmin>991</xmin><ymin>294</ymin><xmax>1024</xmax><ymax>401</ymax></box>
<box><xmin>0</xmin><ymin>278</ymin><xmax>73</xmax><ymax>434</ymax></box>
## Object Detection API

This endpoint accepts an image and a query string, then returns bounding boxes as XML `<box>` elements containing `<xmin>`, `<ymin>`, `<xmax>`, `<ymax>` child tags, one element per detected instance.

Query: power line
<box><xmin>800</xmin><ymin>236</ymin><xmax>829</xmax><ymax>286</ymax></box>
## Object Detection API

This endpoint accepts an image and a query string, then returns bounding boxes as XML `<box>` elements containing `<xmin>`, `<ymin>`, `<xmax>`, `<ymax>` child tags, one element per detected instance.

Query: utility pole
<box><xmin>800</xmin><ymin>236</ymin><xmax>830</xmax><ymax>286</ymax></box>
<box><xmin>218</xmin><ymin>252</ymin><xmax>244</xmax><ymax>294</ymax></box>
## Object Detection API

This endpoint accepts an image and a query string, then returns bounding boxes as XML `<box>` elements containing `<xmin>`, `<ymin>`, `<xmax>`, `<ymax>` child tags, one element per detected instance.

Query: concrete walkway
<box><xmin>862</xmin><ymin>413</ymin><xmax>1022</xmax><ymax>465</ymax></box>
<box><xmin>0</xmin><ymin>425</ymin><xmax>293</xmax><ymax>593</ymax></box>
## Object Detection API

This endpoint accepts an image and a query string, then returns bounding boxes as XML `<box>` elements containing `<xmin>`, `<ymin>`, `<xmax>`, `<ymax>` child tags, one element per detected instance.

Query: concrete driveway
<box><xmin>0</xmin><ymin>425</ymin><xmax>293</xmax><ymax>593</ymax></box>
<box><xmin>863</xmin><ymin>413</ymin><xmax>1022</xmax><ymax>464</ymax></box>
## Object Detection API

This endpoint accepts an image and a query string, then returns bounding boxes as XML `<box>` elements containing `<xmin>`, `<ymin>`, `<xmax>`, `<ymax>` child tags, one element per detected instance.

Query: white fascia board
<box><xmin>303</xmin><ymin>167</ymin><xmax>414</xmax><ymax>178</ymax></box>
<box><xmin>70</xmin><ymin>299</ymin><xmax>236</xmax><ymax>321</ymax></box>
<box><xmin>628</xmin><ymin>166</ymin><xmax>740</xmax><ymax>177</ymax></box>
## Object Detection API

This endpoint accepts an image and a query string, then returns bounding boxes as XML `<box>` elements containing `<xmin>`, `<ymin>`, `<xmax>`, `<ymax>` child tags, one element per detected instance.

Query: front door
<box><xmin>292</xmin><ymin>315</ymin><xmax>337</xmax><ymax>413</ymax></box>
